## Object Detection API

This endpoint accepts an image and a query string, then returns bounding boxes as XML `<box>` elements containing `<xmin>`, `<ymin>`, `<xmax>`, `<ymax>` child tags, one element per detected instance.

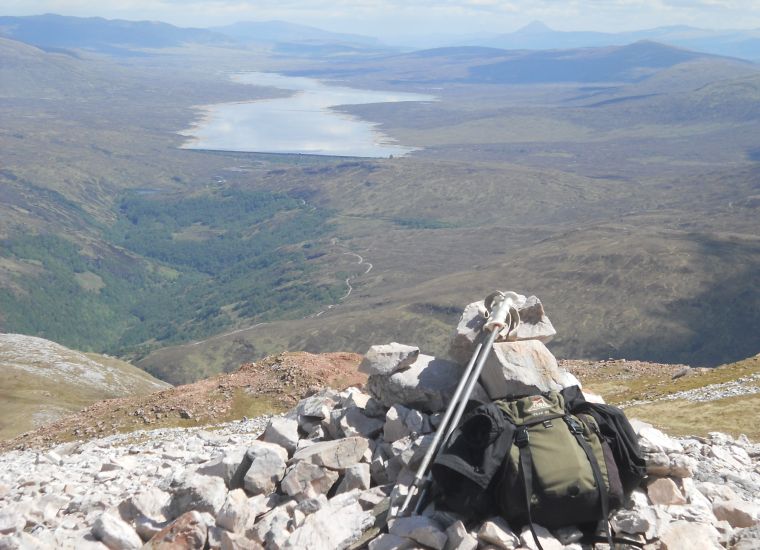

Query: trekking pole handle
<box><xmin>484</xmin><ymin>291</ymin><xmax>519</xmax><ymax>333</ymax></box>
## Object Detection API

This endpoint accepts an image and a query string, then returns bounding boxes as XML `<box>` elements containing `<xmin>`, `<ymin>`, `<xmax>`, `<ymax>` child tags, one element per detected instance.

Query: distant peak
<box><xmin>517</xmin><ymin>21</ymin><xmax>553</xmax><ymax>34</ymax></box>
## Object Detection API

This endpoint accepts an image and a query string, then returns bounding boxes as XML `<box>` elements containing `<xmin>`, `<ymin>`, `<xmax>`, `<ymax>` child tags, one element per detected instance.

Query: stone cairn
<box><xmin>1</xmin><ymin>295</ymin><xmax>759</xmax><ymax>549</ymax></box>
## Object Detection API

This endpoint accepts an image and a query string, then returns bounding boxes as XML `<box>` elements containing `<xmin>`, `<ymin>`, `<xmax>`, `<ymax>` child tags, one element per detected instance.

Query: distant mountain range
<box><xmin>0</xmin><ymin>14</ymin><xmax>389</xmax><ymax>56</ymax></box>
<box><xmin>2</xmin><ymin>14</ymin><xmax>759</xmax><ymax>61</ymax></box>
<box><xmin>0</xmin><ymin>13</ymin><xmax>230</xmax><ymax>55</ymax></box>
<box><xmin>475</xmin><ymin>21</ymin><xmax>760</xmax><ymax>61</ymax></box>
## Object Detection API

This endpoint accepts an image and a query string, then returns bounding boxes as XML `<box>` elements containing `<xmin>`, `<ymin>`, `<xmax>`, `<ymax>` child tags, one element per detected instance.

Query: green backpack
<box><xmin>495</xmin><ymin>391</ymin><xmax>624</xmax><ymax>547</ymax></box>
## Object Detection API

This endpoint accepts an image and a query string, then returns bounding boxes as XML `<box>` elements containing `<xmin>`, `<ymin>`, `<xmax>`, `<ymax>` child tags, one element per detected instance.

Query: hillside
<box><xmin>481</xmin><ymin>21</ymin><xmax>760</xmax><ymax>61</ymax></box>
<box><xmin>0</xmin><ymin>14</ymin><xmax>230</xmax><ymax>53</ymax></box>
<box><xmin>0</xmin><ymin>333</ymin><xmax>169</xmax><ymax>440</ymax></box>
<box><xmin>0</xmin><ymin>30</ymin><xmax>758</xmax><ymax>383</ymax></box>
<box><xmin>5</xmin><ymin>348</ymin><xmax>759</xmax><ymax>451</ymax></box>
<box><xmin>1</xmin><ymin>351</ymin><xmax>364</xmax><ymax>451</ymax></box>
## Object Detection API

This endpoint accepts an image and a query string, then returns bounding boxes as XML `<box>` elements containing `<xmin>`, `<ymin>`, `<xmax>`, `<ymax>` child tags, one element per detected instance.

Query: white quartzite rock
<box><xmin>143</xmin><ymin>510</ymin><xmax>208</xmax><ymax>550</ymax></box>
<box><xmin>712</xmin><ymin>498</ymin><xmax>760</xmax><ymax>528</ymax></box>
<box><xmin>658</xmin><ymin>520</ymin><xmax>720</xmax><ymax>550</ymax></box>
<box><xmin>262</xmin><ymin>417</ymin><xmax>301</xmax><ymax>455</ymax></box>
<box><xmin>478</xmin><ymin>517</ymin><xmax>520</xmax><ymax>550</ymax></box>
<box><xmin>384</xmin><ymin>404</ymin><xmax>412</xmax><ymax>443</ymax></box>
<box><xmin>519</xmin><ymin>524</ymin><xmax>563</xmax><ymax>550</ymax></box>
<box><xmin>92</xmin><ymin>512</ymin><xmax>142</xmax><ymax>550</ymax></box>
<box><xmin>242</xmin><ymin>442</ymin><xmax>288</xmax><ymax>496</ymax></box>
<box><xmin>368</xmin><ymin>533</ymin><xmax>415</xmax><ymax>550</ymax></box>
<box><xmin>339</xmin><ymin>407</ymin><xmax>385</xmax><ymax>439</ymax></box>
<box><xmin>367</xmin><ymin>354</ymin><xmax>488</xmax><ymax>413</ymax></box>
<box><xmin>291</xmin><ymin>437</ymin><xmax>368</xmax><ymax>470</ymax></box>
<box><xmin>168</xmin><ymin>473</ymin><xmax>227</xmax><ymax>518</ymax></box>
<box><xmin>198</xmin><ymin>448</ymin><xmax>247</xmax><ymax>487</ymax></box>
<box><xmin>445</xmin><ymin>520</ymin><xmax>477</xmax><ymax>550</ymax></box>
<box><xmin>283</xmin><ymin>499</ymin><xmax>374</xmax><ymax>550</ymax></box>
<box><xmin>647</xmin><ymin>477</ymin><xmax>687</xmax><ymax>505</ymax></box>
<box><xmin>216</xmin><ymin>489</ymin><xmax>250</xmax><ymax>533</ymax></box>
<box><xmin>359</xmin><ymin>343</ymin><xmax>420</xmax><ymax>376</ymax></box>
<box><xmin>478</xmin><ymin>340</ymin><xmax>576</xmax><ymax>399</ymax></box>
<box><xmin>631</xmin><ymin>420</ymin><xmax>684</xmax><ymax>454</ymax></box>
<box><xmin>389</xmin><ymin>516</ymin><xmax>448</xmax><ymax>550</ymax></box>
<box><xmin>281</xmin><ymin>462</ymin><xmax>339</xmax><ymax>500</ymax></box>
<box><xmin>336</xmin><ymin>463</ymin><xmax>371</xmax><ymax>494</ymax></box>
<box><xmin>449</xmin><ymin>296</ymin><xmax>557</xmax><ymax>365</ymax></box>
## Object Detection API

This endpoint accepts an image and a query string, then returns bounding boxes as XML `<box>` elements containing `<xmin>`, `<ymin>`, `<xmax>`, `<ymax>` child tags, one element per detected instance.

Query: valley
<box><xmin>0</xmin><ymin>17</ymin><xmax>758</xmax><ymax>386</ymax></box>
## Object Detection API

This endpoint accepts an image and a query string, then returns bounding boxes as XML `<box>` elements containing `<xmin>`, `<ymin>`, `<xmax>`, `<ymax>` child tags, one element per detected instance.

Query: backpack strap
<box><xmin>565</xmin><ymin>416</ymin><xmax>614</xmax><ymax>549</ymax></box>
<box><xmin>515</xmin><ymin>427</ymin><xmax>544</xmax><ymax>550</ymax></box>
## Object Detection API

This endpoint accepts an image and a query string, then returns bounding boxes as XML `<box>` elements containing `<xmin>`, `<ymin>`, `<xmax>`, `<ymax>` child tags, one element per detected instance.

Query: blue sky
<box><xmin>3</xmin><ymin>0</ymin><xmax>760</xmax><ymax>39</ymax></box>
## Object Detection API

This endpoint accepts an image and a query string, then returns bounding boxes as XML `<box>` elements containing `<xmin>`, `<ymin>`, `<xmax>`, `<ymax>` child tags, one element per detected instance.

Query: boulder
<box><xmin>477</xmin><ymin>517</ymin><xmax>520</xmax><ymax>550</ymax></box>
<box><xmin>478</xmin><ymin>340</ymin><xmax>574</xmax><ymax>399</ymax></box>
<box><xmin>297</xmin><ymin>393</ymin><xmax>338</xmax><ymax>421</ymax></box>
<box><xmin>445</xmin><ymin>520</ymin><xmax>477</xmax><ymax>550</ymax></box>
<box><xmin>118</xmin><ymin>487</ymin><xmax>170</xmax><ymax>523</ymax></box>
<box><xmin>291</xmin><ymin>437</ymin><xmax>368</xmax><ymax>470</ymax></box>
<box><xmin>92</xmin><ymin>512</ymin><xmax>142</xmax><ymax>550</ymax></box>
<box><xmin>216</xmin><ymin>489</ymin><xmax>250</xmax><ymax>534</ymax></box>
<box><xmin>135</xmin><ymin>516</ymin><xmax>168</xmax><ymax>542</ymax></box>
<box><xmin>241</xmin><ymin>443</ymin><xmax>288</xmax><ymax>496</ymax></box>
<box><xmin>282</xmin><ymin>499</ymin><xmax>374</xmax><ymax>550</ymax></box>
<box><xmin>632</xmin><ymin>421</ymin><xmax>684</xmax><ymax>454</ymax></box>
<box><xmin>339</xmin><ymin>407</ymin><xmax>385</xmax><ymax>439</ymax></box>
<box><xmin>613</xmin><ymin>508</ymin><xmax>672</xmax><ymax>540</ymax></box>
<box><xmin>383</xmin><ymin>405</ymin><xmax>412</xmax><ymax>443</ymax></box>
<box><xmin>261</xmin><ymin>417</ymin><xmax>300</xmax><ymax>456</ymax></box>
<box><xmin>519</xmin><ymin>524</ymin><xmax>563</xmax><ymax>550</ymax></box>
<box><xmin>143</xmin><ymin>511</ymin><xmax>207</xmax><ymax>550</ymax></box>
<box><xmin>341</xmin><ymin>388</ymin><xmax>371</xmax><ymax>410</ymax></box>
<box><xmin>250</xmin><ymin>505</ymin><xmax>293</xmax><ymax>549</ymax></box>
<box><xmin>336</xmin><ymin>463</ymin><xmax>371</xmax><ymax>494</ymax></box>
<box><xmin>359</xmin><ymin>343</ymin><xmax>420</xmax><ymax>376</ymax></box>
<box><xmin>367</xmin><ymin>354</ymin><xmax>488</xmax><ymax>413</ymax></box>
<box><xmin>647</xmin><ymin>478</ymin><xmax>687</xmax><ymax>506</ymax></box>
<box><xmin>168</xmin><ymin>473</ymin><xmax>227</xmax><ymax>518</ymax></box>
<box><xmin>197</xmin><ymin>448</ymin><xmax>247</xmax><ymax>487</ymax></box>
<box><xmin>712</xmin><ymin>498</ymin><xmax>760</xmax><ymax>528</ymax></box>
<box><xmin>389</xmin><ymin>516</ymin><xmax>448</xmax><ymax>550</ymax></box>
<box><xmin>281</xmin><ymin>462</ymin><xmax>339</xmax><ymax>500</ymax></box>
<box><xmin>368</xmin><ymin>533</ymin><xmax>415</xmax><ymax>550</ymax></box>
<box><xmin>658</xmin><ymin>520</ymin><xmax>720</xmax><ymax>550</ymax></box>
<box><xmin>449</xmin><ymin>296</ymin><xmax>556</xmax><ymax>365</ymax></box>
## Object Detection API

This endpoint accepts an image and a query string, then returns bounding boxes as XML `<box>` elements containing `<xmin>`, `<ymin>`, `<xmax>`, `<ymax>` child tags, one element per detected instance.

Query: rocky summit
<box><xmin>0</xmin><ymin>295</ymin><xmax>758</xmax><ymax>549</ymax></box>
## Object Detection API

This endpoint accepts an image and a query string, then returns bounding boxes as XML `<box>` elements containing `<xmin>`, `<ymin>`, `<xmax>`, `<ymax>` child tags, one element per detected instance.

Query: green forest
<box><xmin>0</xmin><ymin>188</ymin><xmax>343</xmax><ymax>357</ymax></box>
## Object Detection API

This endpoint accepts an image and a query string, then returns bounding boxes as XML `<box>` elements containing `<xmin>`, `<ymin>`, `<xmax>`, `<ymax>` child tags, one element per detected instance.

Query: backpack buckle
<box><xmin>565</xmin><ymin>416</ymin><xmax>584</xmax><ymax>435</ymax></box>
<box><xmin>515</xmin><ymin>428</ymin><xmax>530</xmax><ymax>447</ymax></box>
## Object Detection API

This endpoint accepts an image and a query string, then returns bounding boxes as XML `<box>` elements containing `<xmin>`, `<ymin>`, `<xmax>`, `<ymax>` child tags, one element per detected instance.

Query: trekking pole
<box><xmin>392</xmin><ymin>291</ymin><xmax>520</xmax><ymax>518</ymax></box>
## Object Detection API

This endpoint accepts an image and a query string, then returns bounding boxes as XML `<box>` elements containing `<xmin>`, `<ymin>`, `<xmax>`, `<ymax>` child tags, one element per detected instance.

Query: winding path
<box><xmin>188</xmin><ymin>247</ymin><xmax>373</xmax><ymax>344</ymax></box>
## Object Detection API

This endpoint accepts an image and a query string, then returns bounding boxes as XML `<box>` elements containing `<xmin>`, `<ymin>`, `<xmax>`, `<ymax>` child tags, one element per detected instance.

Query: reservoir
<box><xmin>179</xmin><ymin>72</ymin><xmax>436</xmax><ymax>158</ymax></box>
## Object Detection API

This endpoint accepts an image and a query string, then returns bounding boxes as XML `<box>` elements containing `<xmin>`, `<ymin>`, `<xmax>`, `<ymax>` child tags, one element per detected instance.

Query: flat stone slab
<box><xmin>291</xmin><ymin>437</ymin><xmax>369</xmax><ymax>470</ymax></box>
<box><xmin>359</xmin><ymin>343</ymin><xmax>420</xmax><ymax>376</ymax></box>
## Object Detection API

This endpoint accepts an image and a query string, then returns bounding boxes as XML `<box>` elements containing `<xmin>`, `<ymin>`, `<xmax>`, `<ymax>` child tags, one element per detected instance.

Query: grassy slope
<box><xmin>573</xmin><ymin>354</ymin><xmax>760</xmax><ymax>439</ymax></box>
<box><xmin>0</xmin><ymin>334</ymin><xmax>169</xmax><ymax>440</ymax></box>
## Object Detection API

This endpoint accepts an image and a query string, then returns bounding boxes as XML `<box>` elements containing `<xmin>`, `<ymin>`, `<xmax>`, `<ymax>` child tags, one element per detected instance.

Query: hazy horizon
<box><xmin>2</xmin><ymin>1</ymin><xmax>760</xmax><ymax>43</ymax></box>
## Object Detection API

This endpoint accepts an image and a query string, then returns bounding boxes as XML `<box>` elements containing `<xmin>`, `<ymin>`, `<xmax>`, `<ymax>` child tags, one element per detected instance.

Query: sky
<box><xmin>3</xmin><ymin>0</ymin><xmax>760</xmax><ymax>41</ymax></box>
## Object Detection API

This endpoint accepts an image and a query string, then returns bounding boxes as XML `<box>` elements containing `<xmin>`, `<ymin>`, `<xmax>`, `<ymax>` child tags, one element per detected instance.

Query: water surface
<box><xmin>179</xmin><ymin>72</ymin><xmax>436</xmax><ymax>158</ymax></box>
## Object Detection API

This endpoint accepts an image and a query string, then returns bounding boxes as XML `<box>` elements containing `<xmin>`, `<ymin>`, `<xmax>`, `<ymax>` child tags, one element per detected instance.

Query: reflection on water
<box><xmin>179</xmin><ymin>72</ymin><xmax>436</xmax><ymax>158</ymax></box>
